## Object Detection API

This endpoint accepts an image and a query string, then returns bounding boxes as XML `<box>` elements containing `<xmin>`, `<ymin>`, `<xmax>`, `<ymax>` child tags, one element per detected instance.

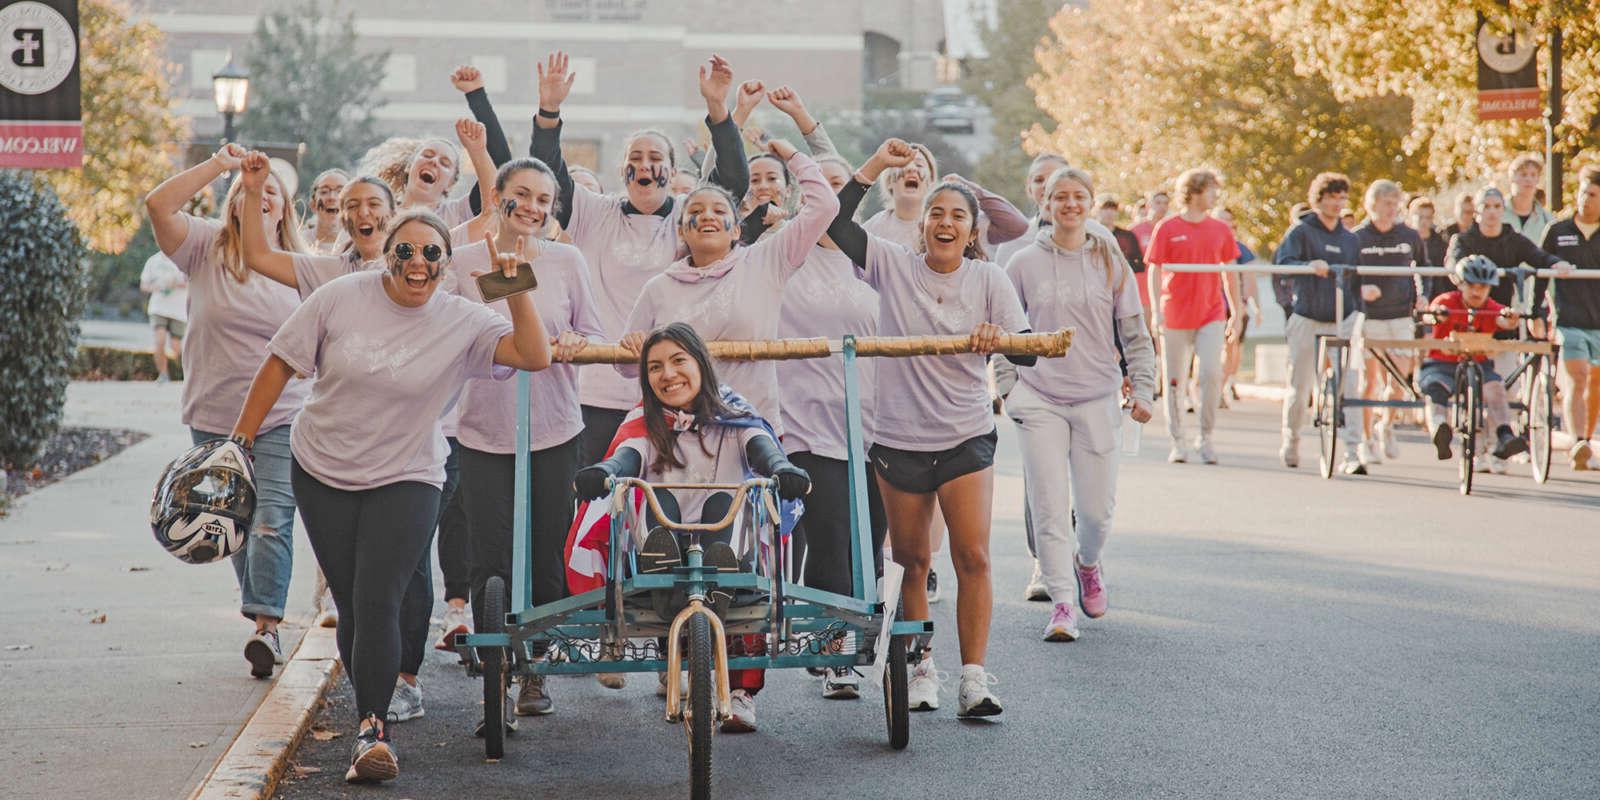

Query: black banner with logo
<box><xmin>0</xmin><ymin>0</ymin><xmax>81</xmax><ymax>168</ymax></box>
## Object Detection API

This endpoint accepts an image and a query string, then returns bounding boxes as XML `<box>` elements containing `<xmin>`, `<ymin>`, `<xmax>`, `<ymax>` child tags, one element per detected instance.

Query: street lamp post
<box><xmin>212</xmin><ymin>54</ymin><xmax>251</xmax><ymax>145</ymax></box>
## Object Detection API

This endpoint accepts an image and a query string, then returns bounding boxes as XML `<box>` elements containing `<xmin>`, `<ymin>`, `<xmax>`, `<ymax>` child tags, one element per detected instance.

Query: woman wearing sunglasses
<box><xmin>230</xmin><ymin>152</ymin><xmax>552</xmax><ymax>784</ymax></box>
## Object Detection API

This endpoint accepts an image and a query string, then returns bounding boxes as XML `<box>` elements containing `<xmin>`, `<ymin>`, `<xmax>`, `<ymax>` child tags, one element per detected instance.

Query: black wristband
<box><xmin>537</xmin><ymin>108</ymin><xmax>561</xmax><ymax>119</ymax></box>
<box><xmin>228</xmin><ymin>433</ymin><xmax>253</xmax><ymax>453</ymax></box>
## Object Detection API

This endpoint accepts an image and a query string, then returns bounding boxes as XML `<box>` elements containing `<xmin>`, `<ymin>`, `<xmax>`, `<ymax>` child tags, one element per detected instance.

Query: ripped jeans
<box><xmin>192</xmin><ymin>425</ymin><xmax>295</xmax><ymax>621</ymax></box>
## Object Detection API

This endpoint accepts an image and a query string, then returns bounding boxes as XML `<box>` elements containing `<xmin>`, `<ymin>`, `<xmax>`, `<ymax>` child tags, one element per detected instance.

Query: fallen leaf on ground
<box><xmin>309</xmin><ymin>729</ymin><xmax>342</xmax><ymax>741</ymax></box>
<box><xmin>291</xmin><ymin>765</ymin><xmax>322</xmax><ymax>777</ymax></box>
<box><xmin>4</xmin><ymin>644</ymin><xmax>32</xmax><ymax>651</ymax></box>
<box><xmin>127</xmin><ymin>566</ymin><xmax>150</xmax><ymax>572</ymax></box>
<box><xmin>89</xmin><ymin>614</ymin><xmax>107</xmax><ymax>624</ymax></box>
<box><xmin>44</xmin><ymin>563</ymin><xmax>69</xmax><ymax>571</ymax></box>
<box><xmin>188</xmin><ymin>742</ymin><xmax>207</xmax><ymax>748</ymax></box>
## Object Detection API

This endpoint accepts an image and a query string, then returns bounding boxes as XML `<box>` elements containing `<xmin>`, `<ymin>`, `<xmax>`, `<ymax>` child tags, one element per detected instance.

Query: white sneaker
<box><xmin>956</xmin><ymin>665</ymin><xmax>1003</xmax><ymax>718</ymax></box>
<box><xmin>1023</xmin><ymin>561</ymin><xmax>1048</xmax><ymax>602</ymax></box>
<box><xmin>315</xmin><ymin>588</ymin><xmax>338</xmax><ymax>629</ymax></box>
<box><xmin>1361</xmin><ymin>439</ymin><xmax>1383</xmax><ymax>466</ymax></box>
<box><xmin>1280</xmin><ymin>440</ymin><xmax>1299</xmax><ymax>469</ymax></box>
<box><xmin>1570</xmin><ymin>440</ymin><xmax>1593</xmax><ymax>471</ymax></box>
<box><xmin>722</xmin><ymin>689</ymin><xmax>756</xmax><ymax>732</ymax></box>
<box><xmin>436</xmin><ymin>604</ymin><xmax>470</xmax><ymax>651</ymax></box>
<box><xmin>387</xmin><ymin>678</ymin><xmax>424</xmax><ymax>723</ymax></box>
<box><xmin>1196</xmin><ymin>439</ymin><xmax>1217</xmax><ymax>465</ymax></box>
<box><xmin>907</xmin><ymin>658</ymin><xmax>943</xmax><ymax>711</ymax></box>
<box><xmin>244</xmin><ymin>629</ymin><xmax>283</xmax><ymax>679</ymax></box>
<box><xmin>1488</xmin><ymin>456</ymin><xmax>1508</xmax><ymax>475</ymax></box>
<box><xmin>822</xmin><ymin>666</ymin><xmax>860</xmax><ymax>700</ymax></box>
<box><xmin>1167</xmin><ymin>444</ymin><xmax>1188</xmax><ymax>464</ymax></box>
<box><xmin>656</xmin><ymin>670</ymin><xmax>687</xmax><ymax>698</ymax></box>
<box><xmin>1376</xmin><ymin>422</ymin><xmax>1399</xmax><ymax>460</ymax></box>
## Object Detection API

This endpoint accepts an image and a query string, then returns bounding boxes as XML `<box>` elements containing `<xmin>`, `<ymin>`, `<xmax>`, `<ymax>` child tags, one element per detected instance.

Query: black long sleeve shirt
<box><xmin>1445</xmin><ymin>223</ymin><xmax>1561</xmax><ymax>338</ymax></box>
<box><xmin>1535</xmin><ymin>219</ymin><xmax>1600</xmax><ymax>329</ymax></box>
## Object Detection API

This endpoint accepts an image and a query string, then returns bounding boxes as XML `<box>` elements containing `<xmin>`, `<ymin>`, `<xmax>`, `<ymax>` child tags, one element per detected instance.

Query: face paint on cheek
<box><xmin>501</xmin><ymin>198</ymin><xmax>518</xmax><ymax>217</ymax></box>
<box><xmin>652</xmin><ymin>165</ymin><xmax>669</xmax><ymax>188</ymax></box>
<box><xmin>625</xmin><ymin>165</ymin><xmax>640</xmax><ymax>186</ymax></box>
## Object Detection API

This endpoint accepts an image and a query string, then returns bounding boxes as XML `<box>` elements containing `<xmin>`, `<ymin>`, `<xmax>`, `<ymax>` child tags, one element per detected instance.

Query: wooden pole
<box><xmin>562</xmin><ymin>329</ymin><xmax>1074</xmax><ymax>365</ymax></box>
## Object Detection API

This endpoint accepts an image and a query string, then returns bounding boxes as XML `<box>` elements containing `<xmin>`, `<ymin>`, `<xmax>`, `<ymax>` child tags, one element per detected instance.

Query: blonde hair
<box><xmin>213</xmin><ymin>168</ymin><xmax>308</xmax><ymax>283</ymax></box>
<box><xmin>1363</xmin><ymin>179</ymin><xmax>1403</xmax><ymax>211</ymax></box>
<box><xmin>359</xmin><ymin>137</ymin><xmax>462</xmax><ymax>200</ymax></box>
<box><xmin>1042</xmin><ymin>166</ymin><xmax>1132</xmax><ymax>293</ymax></box>
<box><xmin>1508</xmin><ymin>152</ymin><xmax>1544</xmax><ymax>176</ymax></box>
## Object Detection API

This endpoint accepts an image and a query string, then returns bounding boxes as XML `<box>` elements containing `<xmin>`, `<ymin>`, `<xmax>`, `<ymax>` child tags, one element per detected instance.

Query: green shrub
<box><xmin>71</xmin><ymin>345</ymin><xmax>183</xmax><ymax>381</ymax></box>
<box><xmin>0</xmin><ymin>172</ymin><xmax>89</xmax><ymax>469</ymax></box>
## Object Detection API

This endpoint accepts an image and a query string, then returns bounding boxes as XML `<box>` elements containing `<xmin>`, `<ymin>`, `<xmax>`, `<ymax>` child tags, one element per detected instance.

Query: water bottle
<box><xmin>1120</xmin><ymin>408</ymin><xmax>1142</xmax><ymax>457</ymax></box>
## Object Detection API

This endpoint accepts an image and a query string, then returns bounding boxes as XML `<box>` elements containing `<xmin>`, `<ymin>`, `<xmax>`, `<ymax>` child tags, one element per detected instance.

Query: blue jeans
<box><xmin>192</xmin><ymin>426</ymin><xmax>295</xmax><ymax>621</ymax></box>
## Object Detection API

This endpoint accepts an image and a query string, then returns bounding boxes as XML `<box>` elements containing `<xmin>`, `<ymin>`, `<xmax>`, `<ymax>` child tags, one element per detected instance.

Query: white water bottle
<box><xmin>1120</xmin><ymin>409</ymin><xmax>1142</xmax><ymax>457</ymax></box>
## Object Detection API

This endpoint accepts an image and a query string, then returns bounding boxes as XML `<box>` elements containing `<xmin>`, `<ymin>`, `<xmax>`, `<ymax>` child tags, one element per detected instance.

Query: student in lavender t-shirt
<box><xmin>616</xmin><ymin>138</ymin><xmax>839</xmax><ymax>433</ymax></box>
<box><xmin>528</xmin><ymin>50</ymin><xmax>751</xmax><ymax>465</ymax></box>
<box><xmin>1002</xmin><ymin>166</ymin><xmax>1157</xmax><ymax>644</ymax></box>
<box><xmin>227</xmin><ymin>185</ymin><xmax>553</xmax><ymax>783</ymax></box>
<box><xmin>826</xmin><ymin>138</ymin><xmax>1035</xmax><ymax>720</ymax></box>
<box><xmin>145</xmin><ymin>142</ymin><xmax>311</xmax><ymax>681</ymax></box>
<box><xmin>451</xmin><ymin>158</ymin><xmax>609</xmax><ymax>711</ymax></box>
<box><xmin>241</xmin><ymin>174</ymin><xmax>394</xmax><ymax>297</ymax></box>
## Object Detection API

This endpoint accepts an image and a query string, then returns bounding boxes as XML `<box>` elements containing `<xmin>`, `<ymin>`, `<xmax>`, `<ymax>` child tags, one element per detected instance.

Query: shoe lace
<box><xmin>962</xmin><ymin>670</ymin><xmax>999</xmax><ymax>692</ymax></box>
<box><xmin>1076</xmin><ymin>564</ymin><xmax>1103</xmax><ymax>596</ymax></box>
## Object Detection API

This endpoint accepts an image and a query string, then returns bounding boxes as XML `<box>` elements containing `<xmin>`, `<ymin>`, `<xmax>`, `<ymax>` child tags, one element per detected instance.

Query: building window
<box><xmin>381</xmin><ymin>53</ymin><xmax>417</xmax><ymax>93</ymax></box>
<box><xmin>568</xmin><ymin>57</ymin><xmax>597</xmax><ymax>96</ymax></box>
<box><xmin>189</xmin><ymin>49</ymin><xmax>228</xmax><ymax>90</ymax></box>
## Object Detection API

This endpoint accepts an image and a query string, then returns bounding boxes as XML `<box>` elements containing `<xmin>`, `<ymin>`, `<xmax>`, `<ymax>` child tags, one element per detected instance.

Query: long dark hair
<box><xmin>637</xmin><ymin>322</ymin><xmax>749</xmax><ymax>473</ymax></box>
<box><xmin>921</xmin><ymin>181</ymin><xmax>986</xmax><ymax>260</ymax></box>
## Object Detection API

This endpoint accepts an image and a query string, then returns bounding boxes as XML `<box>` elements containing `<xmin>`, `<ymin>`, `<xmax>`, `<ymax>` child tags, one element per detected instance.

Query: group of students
<box><xmin>147</xmin><ymin>53</ymin><xmax>1155</xmax><ymax>785</ymax></box>
<box><xmin>1111</xmin><ymin>153</ymin><xmax>1599</xmax><ymax>476</ymax></box>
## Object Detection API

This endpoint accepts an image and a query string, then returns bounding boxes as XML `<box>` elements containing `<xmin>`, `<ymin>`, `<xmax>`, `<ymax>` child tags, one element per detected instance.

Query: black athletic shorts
<box><xmin>869</xmin><ymin>429</ymin><xmax>998</xmax><ymax>494</ymax></box>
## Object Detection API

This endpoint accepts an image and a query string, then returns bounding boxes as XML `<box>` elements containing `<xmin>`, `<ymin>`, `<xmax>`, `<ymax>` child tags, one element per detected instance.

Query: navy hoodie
<box><xmin>1353</xmin><ymin>220</ymin><xmax>1423</xmax><ymax>320</ymax></box>
<box><xmin>1274</xmin><ymin>211</ymin><xmax>1362</xmax><ymax>321</ymax></box>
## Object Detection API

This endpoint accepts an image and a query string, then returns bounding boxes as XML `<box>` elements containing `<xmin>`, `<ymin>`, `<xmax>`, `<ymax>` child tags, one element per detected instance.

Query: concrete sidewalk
<box><xmin>0</xmin><ymin>382</ymin><xmax>318</xmax><ymax>800</ymax></box>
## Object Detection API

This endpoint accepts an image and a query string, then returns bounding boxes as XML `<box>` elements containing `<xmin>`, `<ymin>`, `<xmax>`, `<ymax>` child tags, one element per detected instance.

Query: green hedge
<box><xmin>1</xmin><ymin>172</ymin><xmax>88</xmax><ymax>469</ymax></box>
<box><xmin>71</xmin><ymin>345</ymin><xmax>184</xmax><ymax>382</ymax></box>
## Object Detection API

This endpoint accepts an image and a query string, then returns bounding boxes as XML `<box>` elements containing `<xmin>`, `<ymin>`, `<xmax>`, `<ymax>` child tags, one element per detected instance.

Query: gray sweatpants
<box><xmin>1161</xmin><ymin>321</ymin><xmax>1224</xmax><ymax>446</ymax></box>
<box><xmin>1282</xmin><ymin>313</ymin><xmax>1358</xmax><ymax>444</ymax></box>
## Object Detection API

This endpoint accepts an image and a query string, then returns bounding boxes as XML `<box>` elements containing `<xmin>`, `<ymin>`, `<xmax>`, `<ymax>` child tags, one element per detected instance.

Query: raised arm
<box><xmin>453</xmin><ymin>65</ymin><xmax>512</xmax><ymax>215</ymax></box>
<box><xmin>699</xmin><ymin>79</ymin><xmax>765</xmax><ymax>183</ymax></box>
<box><xmin>483</xmin><ymin>235</ymin><xmax>553</xmax><ymax>371</ymax></box>
<box><xmin>237</xmin><ymin>151</ymin><xmax>301</xmax><ymax>288</ymax></box>
<box><xmin>759</xmin><ymin>141</ymin><xmax>838</xmax><ymax>268</ymax></box>
<box><xmin>532</xmin><ymin>51</ymin><xmax>578</xmax><ymax>228</ymax></box>
<box><xmin>827</xmin><ymin>139</ymin><xmax>917</xmax><ymax>269</ymax></box>
<box><xmin>454</xmin><ymin>118</ymin><xmax>500</xmax><ymax>243</ymax></box>
<box><xmin>146</xmin><ymin>143</ymin><xmax>244</xmax><ymax>257</ymax></box>
<box><xmin>766</xmin><ymin>85</ymin><xmax>833</xmax><ymax>154</ymax></box>
<box><xmin>699</xmin><ymin>55</ymin><xmax>750</xmax><ymax>196</ymax></box>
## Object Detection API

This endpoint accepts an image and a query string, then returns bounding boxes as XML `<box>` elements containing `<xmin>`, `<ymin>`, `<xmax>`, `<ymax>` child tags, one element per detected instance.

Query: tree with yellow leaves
<box><xmin>34</xmin><ymin>0</ymin><xmax>186</xmax><ymax>255</ymax></box>
<box><xmin>1025</xmin><ymin>0</ymin><xmax>1429</xmax><ymax>250</ymax></box>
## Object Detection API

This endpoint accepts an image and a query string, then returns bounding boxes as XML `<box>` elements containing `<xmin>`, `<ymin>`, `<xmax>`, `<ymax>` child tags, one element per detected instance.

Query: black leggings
<box><xmin>579</xmin><ymin>405</ymin><xmax>630</xmax><ymax>465</ymax></box>
<box><xmin>458</xmin><ymin>436</ymin><xmax>582</xmax><ymax>643</ymax></box>
<box><xmin>397</xmin><ymin>438</ymin><xmax>464</xmax><ymax>676</ymax></box>
<box><xmin>291</xmin><ymin>460</ymin><xmax>440</xmax><ymax>723</ymax></box>
<box><xmin>787</xmin><ymin>452</ymin><xmax>887</xmax><ymax>594</ymax></box>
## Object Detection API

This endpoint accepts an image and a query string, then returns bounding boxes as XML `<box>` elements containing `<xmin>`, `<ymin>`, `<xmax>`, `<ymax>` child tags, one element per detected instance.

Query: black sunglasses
<box><xmin>392</xmin><ymin>242</ymin><xmax>444</xmax><ymax>263</ymax></box>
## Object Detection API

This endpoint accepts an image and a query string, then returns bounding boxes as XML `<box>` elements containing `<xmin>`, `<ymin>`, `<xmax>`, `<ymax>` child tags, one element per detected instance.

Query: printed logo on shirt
<box><xmin>1324</xmin><ymin>244</ymin><xmax>1343</xmax><ymax>254</ymax></box>
<box><xmin>1361</xmin><ymin>243</ymin><xmax>1413</xmax><ymax>256</ymax></box>
<box><xmin>1556</xmin><ymin>235</ymin><xmax>1580</xmax><ymax>247</ymax></box>
<box><xmin>1170</xmin><ymin>234</ymin><xmax>1189</xmax><ymax>243</ymax></box>
<box><xmin>340</xmin><ymin>330</ymin><xmax>420</xmax><ymax>380</ymax></box>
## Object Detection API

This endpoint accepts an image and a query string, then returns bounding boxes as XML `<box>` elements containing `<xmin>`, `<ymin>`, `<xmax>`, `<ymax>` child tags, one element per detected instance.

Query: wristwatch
<box><xmin>228</xmin><ymin>433</ymin><xmax>254</xmax><ymax>453</ymax></box>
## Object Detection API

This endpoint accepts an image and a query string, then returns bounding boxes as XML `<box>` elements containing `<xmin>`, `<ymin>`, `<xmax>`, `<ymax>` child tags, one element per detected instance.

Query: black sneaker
<box><xmin>345</xmin><ymin>717</ymin><xmax>398</xmax><ymax>783</ymax></box>
<box><xmin>1431</xmin><ymin>423</ymin><xmax>1453</xmax><ymax>460</ymax></box>
<box><xmin>703</xmin><ymin>541</ymin><xmax>739</xmax><ymax>618</ymax></box>
<box><xmin>515</xmin><ymin>674</ymin><xmax>554</xmax><ymax>717</ymax></box>
<box><xmin>1493</xmin><ymin>426</ymin><xmax>1529</xmax><ymax>459</ymax></box>
<box><xmin>638</xmin><ymin>526</ymin><xmax>682</xmax><ymax>574</ymax></box>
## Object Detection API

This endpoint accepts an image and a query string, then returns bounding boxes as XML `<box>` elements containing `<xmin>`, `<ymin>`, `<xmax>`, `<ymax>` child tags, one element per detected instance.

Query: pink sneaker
<box><xmin>1076</xmin><ymin>558</ymin><xmax>1108</xmax><ymax>618</ymax></box>
<box><xmin>1043</xmin><ymin>603</ymin><xmax>1079</xmax><ymax>642</ymax></box>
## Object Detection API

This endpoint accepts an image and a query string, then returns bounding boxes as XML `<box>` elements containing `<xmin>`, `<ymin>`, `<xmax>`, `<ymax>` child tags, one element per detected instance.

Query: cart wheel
<box><xmin>481</xmin><ymin>575</ymin><xmax>508</xmax><ymax>761</ymax></box>
<box><xmin>883</xmin><ymin>634</ymin><xmax>909</xmax><ymax>750</ymax></box>
<box><xmin>1317</xmin><ymin>368</ymin><xmax>1338</xmax><ymax>479</ymax></box>
<box><xmin>1528</xmin><ymin>356</ymin><xmax>1553</xmax><ymax>484</ymax></box>
<box><xmin>685</xmin><ymin>613</ymin><xmax>714</xmax><ymax>800</ymax></box>
<box><xmin>1457</xmin><ymin>375</ymin><xmax>1478</xmax><ymax>496</ymax></box>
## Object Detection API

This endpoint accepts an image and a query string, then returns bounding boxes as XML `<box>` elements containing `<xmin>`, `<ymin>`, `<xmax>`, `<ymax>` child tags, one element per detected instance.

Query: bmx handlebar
<box><xmin>608</xmin><ymin>477</ymin><xmax>778</xmax><ymax>534</ymax></box>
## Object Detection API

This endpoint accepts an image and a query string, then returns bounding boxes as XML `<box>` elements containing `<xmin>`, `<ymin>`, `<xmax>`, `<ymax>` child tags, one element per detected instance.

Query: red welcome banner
<box><xmin>0</xmin><ymin>120</ymin><xmax>81</xmax><ymax>167</ymax></box>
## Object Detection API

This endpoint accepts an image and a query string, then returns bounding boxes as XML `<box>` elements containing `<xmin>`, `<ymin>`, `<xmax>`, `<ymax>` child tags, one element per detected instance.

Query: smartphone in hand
<box><xmin>477</xmin><ymin>263</ymin><xmax>537</xmax><ymax>302</ymax></box>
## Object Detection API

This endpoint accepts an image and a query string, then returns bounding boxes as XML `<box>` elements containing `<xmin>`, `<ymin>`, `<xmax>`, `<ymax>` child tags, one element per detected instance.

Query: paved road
<box><xmin>276</xmin><ymin>400</ymin><xmax>1600</xmax><ymax>800</ymax></box>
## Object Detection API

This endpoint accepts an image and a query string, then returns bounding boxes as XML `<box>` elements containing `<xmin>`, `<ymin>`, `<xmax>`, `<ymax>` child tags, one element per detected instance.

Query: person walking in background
<box><xmin>1505</xmin><ymin>153</ymin><xmax>1555</xmax><ymax>246</ymax></box>
<box><xmin>1144</xmin><ymin>169</ymin><xmax>1241</xmax><ymax>465</ymax></box>
<box><xmin>1352</xmin><ymin>180</ymin><xmax>1424</xmax><ymax>468</ymax></box>
<box><xmin>1214</xmin><ymin>206</ymin><xmax>1257</xmax><ymax>407</ymax></box>
<box><xmin>139</xmin><ymin>250</ymin><xmax>187</xmax><ymax>384</ymax></box>
<box><xmin>1275</xmin><ymin>172</ymin><xmax>1362</xmax><ymax>473</ymax></box>
<box><xmin>1535</xmin><ymin>164</ymin><xmax>1600</xmax><ymax>471</ymax></box>
<box><xmin>1130</xmin><ymin>188</ymin><xmax>1170</xmax><ymax>252</ymax></box>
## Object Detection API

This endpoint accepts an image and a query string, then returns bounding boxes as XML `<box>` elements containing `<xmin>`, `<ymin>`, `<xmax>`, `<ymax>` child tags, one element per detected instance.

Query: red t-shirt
<box><xmin>1131</xmin><ymin>220</ymin><xmax>1157</xmax><ymax>252</ymax></box>
<box><xmin>1426</xmin><ymin>291</ymin><xmax>1505</xmax><ymax>363</ymax></box>
<box><xmin>1144</xmin><ymin>216</ymin><xmax>1240</xmax><ymax>330</ymax></box>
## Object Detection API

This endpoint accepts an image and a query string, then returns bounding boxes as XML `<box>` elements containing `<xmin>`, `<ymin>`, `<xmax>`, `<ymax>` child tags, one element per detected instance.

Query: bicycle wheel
<box><xmin>686</xmin><ymin>613</ymin><xmax>714</xmax><ymax>800</ymax></box>
<box><xmin>480</xmin><ymin>575</ymin><xmax>508</xmax><ymax>760</ymax></box>
<box><xmin>883</xmin><ymin>633</ymin><xmax>909</xmax><ymax>750</ymax></box>
<box><xmin>1317</xmin><ymin>364</ymin><xmax>1338</xmax><ymax>479</ymax></box>
<box><xmin>1528</xmin><ymin>355</ymin><xmax>1553</xmax><ymax>484</ymax></box>
<box><xmin>1458</xmin><ymin>370</ymin><xmax>1479</xmax><ymax>496</ymax></box>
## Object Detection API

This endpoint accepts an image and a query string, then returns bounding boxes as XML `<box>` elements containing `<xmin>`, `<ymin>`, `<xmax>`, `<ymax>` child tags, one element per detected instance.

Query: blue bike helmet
<box><xmin>1454</xmin><ymin>254</ymin><xmax>1499</xmax><ymax>287</ymax></box>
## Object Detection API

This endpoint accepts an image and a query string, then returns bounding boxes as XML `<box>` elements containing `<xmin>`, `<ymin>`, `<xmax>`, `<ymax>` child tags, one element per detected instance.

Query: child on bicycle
<box><xmin>1419</xmin><ymin>255</ymin><xmax>1528</xmax><ymax>461</ymax></box>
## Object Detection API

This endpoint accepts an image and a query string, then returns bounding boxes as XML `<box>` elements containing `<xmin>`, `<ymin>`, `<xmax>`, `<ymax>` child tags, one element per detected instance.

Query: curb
<box><xmin>188</xmin><ymin>625</ymin><xmax>342</xmax><ymax>800</ymax></box>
